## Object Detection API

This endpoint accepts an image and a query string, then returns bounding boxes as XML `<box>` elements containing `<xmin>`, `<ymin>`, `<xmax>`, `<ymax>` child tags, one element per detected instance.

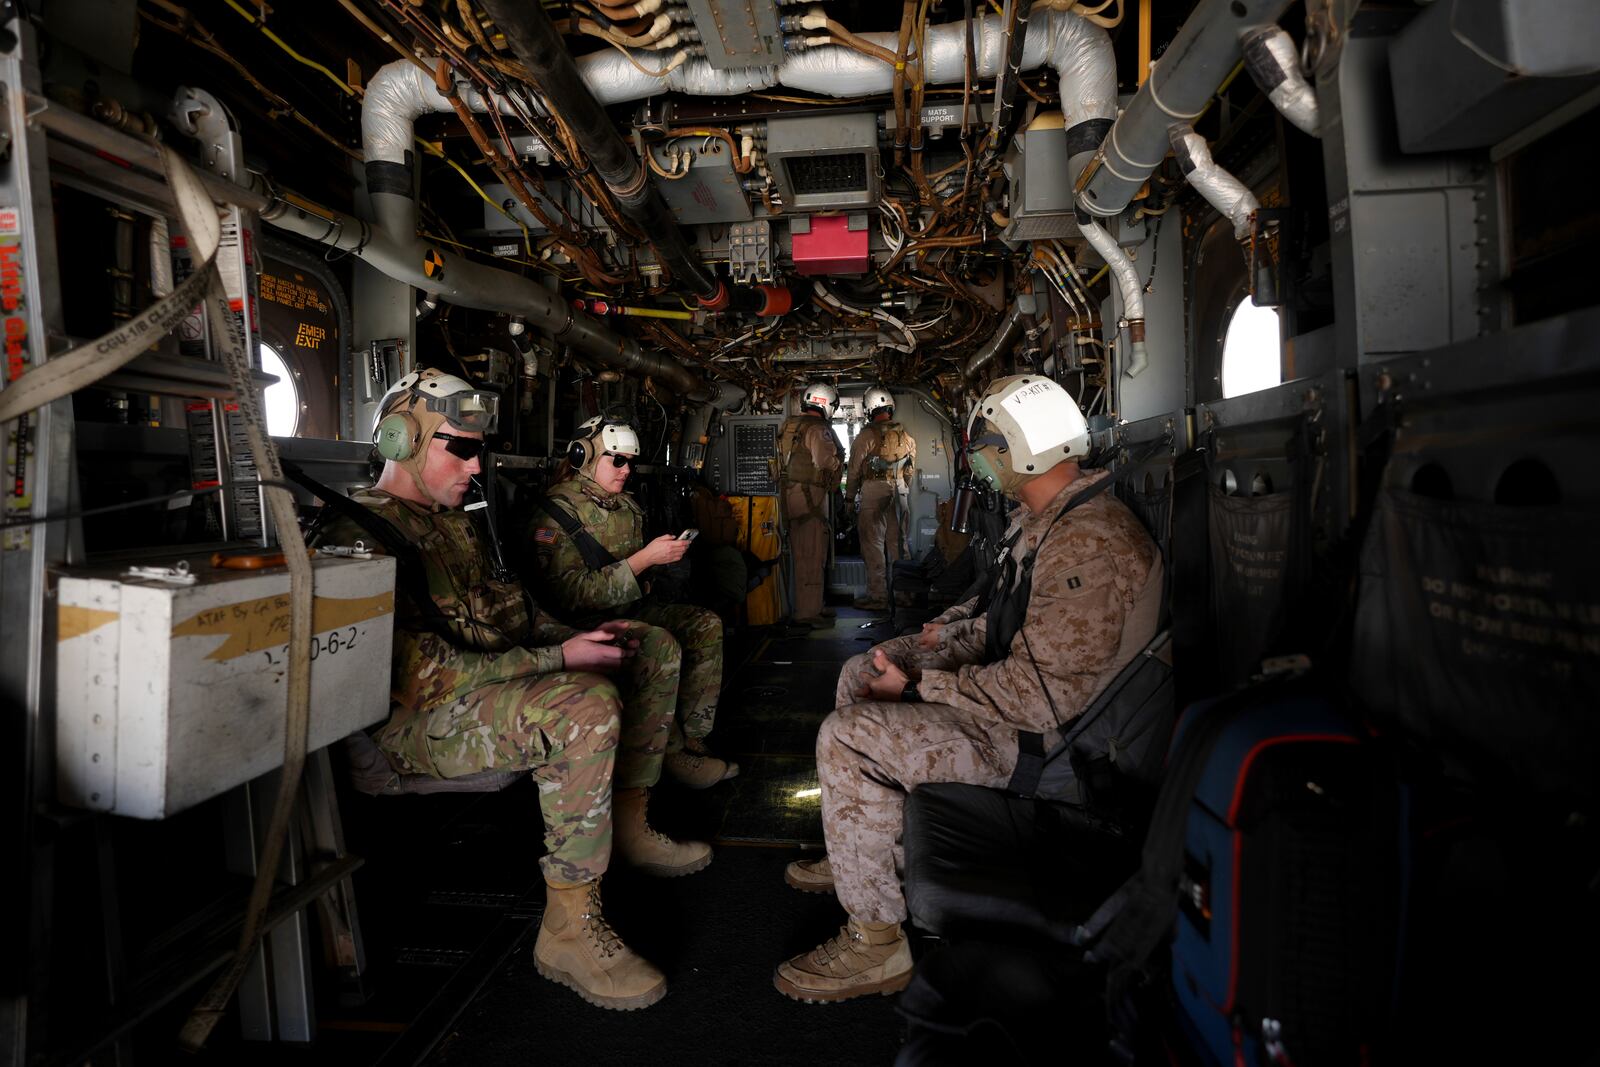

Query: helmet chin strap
<box><xmin>398</xmin><ymin>399</ymin><xmax>453</xmax><ymax>510</ymax></box>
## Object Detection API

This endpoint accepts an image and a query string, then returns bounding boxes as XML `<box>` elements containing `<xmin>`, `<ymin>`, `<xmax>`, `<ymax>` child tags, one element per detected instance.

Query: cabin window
<box><xmin>260</xmin><ymin>341</ymin><xmax>301</xmax><ymax>437</ymax></box>
<box><xmin>1220</xmin><ymin>301</ymin><xmax>1283</xmax><ymax>399</ymax></box>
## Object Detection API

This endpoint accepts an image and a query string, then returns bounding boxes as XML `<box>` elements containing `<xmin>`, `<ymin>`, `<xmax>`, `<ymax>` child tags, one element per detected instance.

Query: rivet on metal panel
<box><xmin>91</xmin><ymin>793</ymin><xmax>100</xmax><ymax>803</ymax></box>
<box><xmin>93</xmin><ymin>714</ymin><xmax>102</xmax><ymax>724</ymax></box>
<box><xmin>92</xmin><ymin>753</ymin><xmax>100</xmax><ymax>763</ymax></box>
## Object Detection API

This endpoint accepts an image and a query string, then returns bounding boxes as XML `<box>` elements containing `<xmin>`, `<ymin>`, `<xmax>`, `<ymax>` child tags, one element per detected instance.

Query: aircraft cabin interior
<box><xmin>2</xmin><ymin>0</ymin><xmax>1596</xmax><ymax>1063</ymax></box>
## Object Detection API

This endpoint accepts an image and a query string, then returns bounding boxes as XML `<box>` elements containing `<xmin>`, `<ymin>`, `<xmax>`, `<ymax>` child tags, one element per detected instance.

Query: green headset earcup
<box><xmin>375</xmin><ymin>412</ymin><xmax>417</xmax><ymax>461</ymax></box>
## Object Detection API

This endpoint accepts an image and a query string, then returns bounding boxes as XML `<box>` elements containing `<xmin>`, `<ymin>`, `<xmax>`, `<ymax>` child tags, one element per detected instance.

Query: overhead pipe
<box><xmin>1169</xmin><ymin>123</ymin><xmax>1259</xmax><ymax>240</ymax></box>
<box><xmin>963</xmin><ymin>303</ymin><xmax>1026</xmax><ymax>381</ymax></box>
<box><xmin>1079</xmin><ymin>220</ymin><xmax>1149</xmax><ymax>378</ymax></box>
<box><xmin>1240</xmin><ymin>25</ymin><xmax>1320</xmax><ymax>137</ymax></box>
<box><xmin>574</xmin><ymin>9</ymin><xmax>1115</xmax><ymax>186</ymax></box>
<box><xmin>261</xmin><ymin>196</ymin><xmax>719</xmax><ymax>402</ymax></box>
<box><xmin>1076</xmin><ymin>0</ymin><xmax>1295</xmax><ymax>219</ymax></box>
<box><xmin>476</xmin><ymin>0</ymin><xmax>732</xmax><ymax>309</ymax></box>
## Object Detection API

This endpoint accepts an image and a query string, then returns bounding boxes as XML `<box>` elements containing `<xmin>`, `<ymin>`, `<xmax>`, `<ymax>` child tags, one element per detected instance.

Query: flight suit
<box><xmin>530</xmin><ymin>473</ymin><xmax>724</xmax><ymax>752</ymax></box>
<box><xmin>777</xmin><ymin>412</ymin><xmax>845</xmax><ymax>622</ymax></box>
<box><xmin>314</xmin><ymin>489</ymin><xmax>677</xmax><ymax>885</ymax></box>
<box><xmin>818</xmin><ymin>469</ymin><xmax>1164</xmax><ymax>923</ymax></box>
<box><xmin>845</xmin><ymin>420</ymin><xmax>917</xmax><ymax>605</ymax></box>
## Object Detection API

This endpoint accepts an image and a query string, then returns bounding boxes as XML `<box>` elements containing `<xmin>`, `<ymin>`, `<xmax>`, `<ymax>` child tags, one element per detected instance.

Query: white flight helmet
<box><xmin>372</xmin><ymin>367</ymin><xmax>500</xmax><ymax>507</ymax></box>
<box><xmin>800</xmin><ymin>381</ymin><xmax>838</xmax><ymax>418</ymax></box>
<box><xmin>964</xmin><ymin>375</ymin><xmax>1089</xmax><ymax>496</ymax></box>
<box><xmin>569</xmin><ymin>414</ymin><xmax>641</xmax><ymax>477</ymax></box>
<box><xmin>863</xmin><ymin>385</ymin><xmax>895</xmax><ymax>420</ymax></box>
<box><xmin>373</xmin><ymin>368</ymin><xmax>499</xmax><ymax>453</ymax></box>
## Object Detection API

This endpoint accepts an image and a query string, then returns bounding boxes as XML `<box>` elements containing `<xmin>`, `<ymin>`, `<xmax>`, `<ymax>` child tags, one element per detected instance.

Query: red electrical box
<box><xmin>790</xmin><ymin>215</ymin><xmax>868</xmax><ymax>276</ymax></box>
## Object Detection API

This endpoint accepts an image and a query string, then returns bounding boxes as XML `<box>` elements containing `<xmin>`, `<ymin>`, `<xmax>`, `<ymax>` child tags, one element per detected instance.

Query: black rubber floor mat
<box><xmin>713</xmin><ymin>754</ymin><xmax>824</xmax><ymax>847</ymax></box>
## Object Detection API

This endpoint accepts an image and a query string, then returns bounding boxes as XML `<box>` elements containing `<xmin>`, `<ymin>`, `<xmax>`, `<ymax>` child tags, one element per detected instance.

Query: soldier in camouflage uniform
<box><xmin>777</xmin><ymin>382</ymin><xmax>845</xmax><ymax>627</ymax></box>
<box><xmin>314</xmin><ymin>368</ymin><xmax>708</xmax><ymax>1013</ymax></box>
<box><xmin>527</xmin><ymin>415</ymin><xmax>737</xmax><ymax>789</ymax></box>
<box><xmin>845</xmin><ymin>385</ymin><xmax>917</xmax><ymax>611</ymax></box>
<box><xmin>775</xmin><ymin>375</ymin><xmax>1162</xmax><ymax>1003</ymax></box>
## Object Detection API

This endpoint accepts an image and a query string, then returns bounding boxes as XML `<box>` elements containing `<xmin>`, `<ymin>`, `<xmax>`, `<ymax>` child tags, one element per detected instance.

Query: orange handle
<box><xmin>210</xmin><ymin>547</ymin><xmax>312</xmax><ymax>570</ymax></box>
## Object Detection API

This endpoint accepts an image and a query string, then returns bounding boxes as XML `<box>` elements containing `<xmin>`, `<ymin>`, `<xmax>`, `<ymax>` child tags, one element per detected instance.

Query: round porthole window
<box><xmin>259</xmin><ymin>342</ymin><xmax>300</xmax><ymax>437</ymax></box>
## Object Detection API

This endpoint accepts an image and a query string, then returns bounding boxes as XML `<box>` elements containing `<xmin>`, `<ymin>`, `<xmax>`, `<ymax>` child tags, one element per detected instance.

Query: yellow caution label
<box><xmin>422</xmin><ymin>248</ymin><xmax>445</xmax><ymax>280</ymax></box>
<box><xmin>172</xmin><ymin>590</ymin><xmax>394</xmax><ymax>662</ymax></box>
<box><xmin>58</xmin><ymin>604</ymin><xmax>120</xmax><ymax>642</ymax></box>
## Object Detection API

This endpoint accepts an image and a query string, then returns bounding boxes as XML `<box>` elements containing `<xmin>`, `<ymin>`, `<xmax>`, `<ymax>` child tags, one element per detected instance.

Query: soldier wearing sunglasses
<box><xmin>312</xmin><ymin>369</ymin><xmax>704</xmax><ymax>1012</ymax></box>
<box><xmin>528</xmin><ymin>416</ymin><xmax>738</xmax><ymax>791</ymax></box>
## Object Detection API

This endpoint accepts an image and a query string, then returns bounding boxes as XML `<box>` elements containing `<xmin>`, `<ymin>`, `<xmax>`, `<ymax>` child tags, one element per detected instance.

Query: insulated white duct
<box><xmin>360</xmin><ymin>11</ymin><xmax>1114</xmax><ymax>170</ymax></box>
<box><xmin>1080</xmin><ymin>219</ymin><xmax>1149</xmax><ymax>379</ymax></box>
<box><xmin>1169</xmin><ymin>123</ymin><xmax>1259</xmax><ymax>240</ymax></box>
<box><xmin>579</xmin><ymin>10</ymin><xmax>1114</xmax><ymax>136</ymax></box>
<box><xmin>1241</xmin><ymin>25</ymin><xmax>1320</xmax><ymax>137</ymax></box>
<box><xmin>363</xmin><ymin>61</ymin><xmax>526</xmax><ymax>166</ymax></box>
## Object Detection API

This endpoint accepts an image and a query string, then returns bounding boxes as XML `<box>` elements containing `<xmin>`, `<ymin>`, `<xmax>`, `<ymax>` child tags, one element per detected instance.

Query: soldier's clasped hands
<box><xmin>855</xmin><ymin>648</ymin><xmax>911</xmax><ymax>702</ymax></box>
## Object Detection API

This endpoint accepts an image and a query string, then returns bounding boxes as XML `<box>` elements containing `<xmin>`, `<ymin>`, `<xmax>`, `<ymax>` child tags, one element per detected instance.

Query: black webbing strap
<box><xmin>283</xmin><ymin>460</ymin><xmax>453</xmax><ymax>637</ymax></box>
<box><xmin>1008</xmin><ymin>728</ymin><xmax>1049</xmax><ymax>793</ymax></box>
<box><xmin>981</xmin><ymin>436</ymin><xmax>1172</xmax><ymax>661</ymax></box>
<box><xmin>532</xmin><ymin>492</ymin><xmax>621</xmax><ymax>572</ymax></box>
<box><xmin>1005</xmin><ymin>632</ymin><xmax>1170</xmax><ymax>796</ymax></box>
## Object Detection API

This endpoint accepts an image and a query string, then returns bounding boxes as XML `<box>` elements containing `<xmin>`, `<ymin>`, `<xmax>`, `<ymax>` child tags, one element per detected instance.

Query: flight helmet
<box><xmin>863</xmin><ymin>385</ymin><xmax>895</xmax><ymax>420</ymax></box>
<box><xmin>964</xmin><ymin>375</ymin><xmax>1089</xmax><ymax>496</ymax></box>
<box><xmin>568</xmin><ymin>414</ymin><xmax>641</xmax><ymax>479</ymax></box>
<box><xmin>800</xmin><ymin>382</ymin><xmax>838</xmax><ymax>418</ymax></box>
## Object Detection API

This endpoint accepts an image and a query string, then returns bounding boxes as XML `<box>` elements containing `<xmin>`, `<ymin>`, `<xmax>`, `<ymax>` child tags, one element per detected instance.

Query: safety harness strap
<box><xmin>533</xmin><ymin>492</ymin><xmax>621</xmax><ymax>572</ymax></box>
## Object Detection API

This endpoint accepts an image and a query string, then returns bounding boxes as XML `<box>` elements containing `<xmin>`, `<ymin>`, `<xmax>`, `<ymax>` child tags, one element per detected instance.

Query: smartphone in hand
<box><xmin>677</xmin><ymin>528</ymin><xmax>700</xmax><ymax>541</ymax></box>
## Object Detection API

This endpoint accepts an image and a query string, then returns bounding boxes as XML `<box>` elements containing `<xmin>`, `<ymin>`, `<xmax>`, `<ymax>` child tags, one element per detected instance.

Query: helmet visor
<box><xmin>424</xmin><ymin>390</ymin><xmax>499</xmax><ymax>433</ymax></box>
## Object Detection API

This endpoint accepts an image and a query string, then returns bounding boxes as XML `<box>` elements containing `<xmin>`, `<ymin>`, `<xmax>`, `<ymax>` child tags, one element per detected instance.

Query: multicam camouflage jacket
<box><xmin>528</xmin><ymin>474</ymin><xmax>646</xmax><ymax>623</ymax></box>
<box><xmin>312</xmin><ymin>488</ymin><xmax>578</xmax><ymax>712</ymax></box>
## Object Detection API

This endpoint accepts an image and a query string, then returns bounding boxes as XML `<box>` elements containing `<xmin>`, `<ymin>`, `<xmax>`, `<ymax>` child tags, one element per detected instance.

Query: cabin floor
<box><xmin>179</xmin><ymin>595</ymin><xmax>925</xmax><ymax>1067</ymax></box>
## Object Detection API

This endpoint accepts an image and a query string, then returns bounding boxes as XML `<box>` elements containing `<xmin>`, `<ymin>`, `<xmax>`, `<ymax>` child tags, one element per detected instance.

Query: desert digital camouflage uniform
<box><xmin>530</xmin><ymin>473</ymin><xmax>724</xmax><ymax>750</ymax></box>
<box><xmin>313</xmin><ymin>488</ymin><xmax>676</xmax><ymax>884</ymax></box>
<box><xmin>845</xmin><ymin>420</ymin><xmax>917</xmax><ymax>604</ymax></box>
<box><xmin>818</xmin><ymin>468</ymin><xmax>1164</xmax><ymax>922</ymax></box>
<box><xmin>777</xmin><ymin>412</ymin><xmax>845</xmax><ymax>620</ymax></box>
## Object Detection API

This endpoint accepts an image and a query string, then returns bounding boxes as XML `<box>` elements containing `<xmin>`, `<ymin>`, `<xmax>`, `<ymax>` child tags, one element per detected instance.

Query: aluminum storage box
<box><xmin>54</xmin><ymin>552</ymin><xmax>397</xmax><ymax>819</ymax></box>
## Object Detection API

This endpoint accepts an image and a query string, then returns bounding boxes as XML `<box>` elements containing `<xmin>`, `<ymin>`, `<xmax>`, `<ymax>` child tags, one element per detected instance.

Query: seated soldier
<box><xmin>773</xmin><ymin>375</ymin><xmax>1163</xmax><ymax>1003</ymax></box>
<box><xmin>526</xmin><ymin>416</ymin><xmax>737</xmax><ymax>788</ymax></box>
<box><xmin>312</xmin><ymin>368</ymin><xmax>711</xmax><ymax>1012</ymax></box>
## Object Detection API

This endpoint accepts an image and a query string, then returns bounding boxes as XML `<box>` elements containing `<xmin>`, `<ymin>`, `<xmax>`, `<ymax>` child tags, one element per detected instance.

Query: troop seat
<box><xmin>341</xmin><ymin>731</ymin><xmax>524</xmax><ymax>796</ymax></box>
<box><xmin>902</xmin><ymin>783</ymin><xmax>1139</xmax><ymax>943</ymax></box>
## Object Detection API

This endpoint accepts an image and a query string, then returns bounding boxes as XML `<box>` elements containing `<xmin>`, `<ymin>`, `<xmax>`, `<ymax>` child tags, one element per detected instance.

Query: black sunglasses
<box><xmin>602</xmin><ymin>452</ymin><xmax>633</xmax><ymax>469</ymax></box>
<box><xmin>435</xmin><ymin>431</ymin><xmax>487</xmax><ymax>461</ymax></box>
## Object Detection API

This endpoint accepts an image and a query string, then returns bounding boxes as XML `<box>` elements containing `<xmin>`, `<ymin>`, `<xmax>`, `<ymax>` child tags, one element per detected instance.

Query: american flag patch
<box><xmin>534</xmin><ymin>527</ymin><xmax>558</xmax><ymax>545</ymax></box>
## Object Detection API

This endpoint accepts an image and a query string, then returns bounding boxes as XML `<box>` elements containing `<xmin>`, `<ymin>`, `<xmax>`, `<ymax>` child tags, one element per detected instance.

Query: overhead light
<box><xmin>793</xmin><ymin>787</ymin><xmax>821</xmax><ymax>799</ymax></box>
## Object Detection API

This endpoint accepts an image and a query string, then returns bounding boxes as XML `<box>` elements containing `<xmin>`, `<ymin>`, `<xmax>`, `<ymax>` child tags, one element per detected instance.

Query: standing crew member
<box><xmin>774</xmin><ymin>375</ymin><xmax>1162</xmax><ymax>1003</ymax></box>
<box><xmin>529</xmin><ymin>415</ymin><xmax>738</xmax><ymax>789</ymax></box>
<box><xmin>845</xmin><ymin>385</ymin><xmax>916</xmax><ymax>611</ymax></box>
<box><xmin>776</xmin><ymin>382</ymin><xmax>845</xmax><ymax>628</ymax></box>
<box><xmin>312</xmin><ymin>368</ymin><xmax>708</xmax><ymax>1014</ymax></box>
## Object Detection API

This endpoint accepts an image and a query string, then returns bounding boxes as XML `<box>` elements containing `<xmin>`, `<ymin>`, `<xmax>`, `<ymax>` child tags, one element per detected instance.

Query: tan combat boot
<box><xmin>783</xmin><ymin>854</ymin><xmax>835</xmax><ymax>894</ymax></box>
<box><xmin>664</xmin><ymin>740</ymin><xmax>740</xmax><ymax>790</ymax></box>
<box><xmin>613</xmin><ymin>787</ymin><xmax>713</xmax><ymax>876</ymax></box>
<box><xmin>774</xmin><ymin>919</ymin><xmax>914</xmax><ymax>1003</ymax></box>
<box><xmin>533</xmin><ymin>880</ymin><xmax>667</xmax><ymax>1011</ymax></box>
